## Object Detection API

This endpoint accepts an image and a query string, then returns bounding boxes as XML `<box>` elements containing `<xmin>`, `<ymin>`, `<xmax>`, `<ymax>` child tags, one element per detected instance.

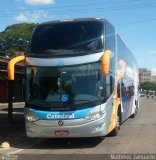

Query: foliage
<box><xmin>140</xmin><ymin>81</ymin><xmax>156</xmax><ymax>91</ymax></box>
<box><xmin>0</xmin><ymin>23</ymin><xmax>37</xmax><ymax>57</ymax></box>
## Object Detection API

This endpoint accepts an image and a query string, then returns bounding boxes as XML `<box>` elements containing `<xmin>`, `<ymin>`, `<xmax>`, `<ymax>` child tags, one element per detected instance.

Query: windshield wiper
<box><xmin>74</xmin><ymin>99</ymin><xmax>100</xmax><ymax>104</ymax></box>
<box><xmin>39</xmin><ymin>49</ymin><xmax>85</xmax><ymax>56</ymax></box>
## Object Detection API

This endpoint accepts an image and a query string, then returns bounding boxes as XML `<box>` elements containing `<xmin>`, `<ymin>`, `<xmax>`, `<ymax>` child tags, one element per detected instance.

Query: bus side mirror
<box><xmin>8</xmin><ymin>56</ymin><xmax>25</xmax><ymax>80</ymax></box>
<box><xmin>101</xmin><ymin>50</ymin><xmax>111</xmax><ymax>75</ymax></box>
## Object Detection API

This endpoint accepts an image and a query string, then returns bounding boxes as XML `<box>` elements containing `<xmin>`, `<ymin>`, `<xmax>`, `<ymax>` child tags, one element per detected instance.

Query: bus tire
<box><xmin>130</xmin><ymin>100</ymin><xmax>138</xmax><ymax>118</ymax></box>
<box><xmin>130</xmin><ymin>107</ymin><xmax>138</xmax><ymax>118</ymax></box>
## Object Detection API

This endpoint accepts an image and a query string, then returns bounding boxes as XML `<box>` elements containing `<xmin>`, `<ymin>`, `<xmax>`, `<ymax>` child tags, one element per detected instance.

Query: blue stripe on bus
<box><xmin>25</xmin><ymin>107</ymin><xmax>92</xmax><ymax>120</ymax></box>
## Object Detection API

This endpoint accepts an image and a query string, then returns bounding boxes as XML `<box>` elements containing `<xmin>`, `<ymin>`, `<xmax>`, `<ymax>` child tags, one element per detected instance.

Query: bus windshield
<box><xmin>29</xmin><ymin>20</ymin><xmax>104</xmax><ymax>57</ymax></box>
<box><xmin>26</xmin><ymin>62</ymin><xmax>104</xmax><ymax>110</ymax></box>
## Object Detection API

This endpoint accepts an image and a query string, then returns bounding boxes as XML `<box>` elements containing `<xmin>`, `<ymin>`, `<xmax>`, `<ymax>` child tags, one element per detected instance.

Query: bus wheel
<box><xmin>130</xmin><ymin>107</ymin><xmax>138</xmax><ymax>118</ymax></box>
<box><xmin>109</xmin><ymin>116</ymin><xmax>120</xmax><ymax>137</ymax></box>
<box><xmin>131</xmin><ymin>100</ymin><xmax>138</xmax><ymax>118</ymax></box>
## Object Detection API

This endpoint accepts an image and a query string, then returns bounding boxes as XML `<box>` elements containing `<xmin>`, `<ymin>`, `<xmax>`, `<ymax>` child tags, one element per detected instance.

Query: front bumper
<box><xmin>25</xmin><ymin>115</ymin><xmax>110</xmax><ymax>138</ymax></box>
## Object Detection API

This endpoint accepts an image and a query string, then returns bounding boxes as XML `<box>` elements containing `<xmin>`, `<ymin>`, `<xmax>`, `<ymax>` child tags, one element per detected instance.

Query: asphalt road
<box><xmin>1</xmin><ymin>97</ymin><xmax>156</xmax><ymax>159</ymax></box>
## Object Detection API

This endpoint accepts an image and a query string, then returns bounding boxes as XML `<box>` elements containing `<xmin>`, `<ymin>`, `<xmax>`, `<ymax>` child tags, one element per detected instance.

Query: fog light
<box><xmin>26</xmin><ymin>126</ymin><xmax>35</xmax><ymax>133</ymax></box>
<box><xmin>94</xmin><ymin>123</ymin><xmax>105</xmax><ymax>132</ymax></box>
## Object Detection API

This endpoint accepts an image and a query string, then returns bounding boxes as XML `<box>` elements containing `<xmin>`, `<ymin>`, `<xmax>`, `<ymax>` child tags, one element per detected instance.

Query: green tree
<box><xmin>0</xmin><ymin>23</ymin><xmax>37</xmax><ymax>57</ymax></box>
<box><xmin>140</xmin><ymin>81</ymin><xmax>156</xmax><ymax>91</ymax></box>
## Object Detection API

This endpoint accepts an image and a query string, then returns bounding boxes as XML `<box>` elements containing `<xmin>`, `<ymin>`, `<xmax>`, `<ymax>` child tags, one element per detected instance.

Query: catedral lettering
<box><xmin>8</xmin><ymin>18</ymin><xmax>139</xmax><ymax>138</ymax></box>
<box><xmin>47</xmin><ymin>114</ymin><xmax>75</xmax><ymax>119</ymax></box>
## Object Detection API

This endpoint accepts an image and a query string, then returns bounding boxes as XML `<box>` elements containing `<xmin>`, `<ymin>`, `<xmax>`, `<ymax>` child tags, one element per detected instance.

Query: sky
<box><xmin>0</xmin><ymin>0</ymin><xmax>156</xmax><ymax>75</ymax></box>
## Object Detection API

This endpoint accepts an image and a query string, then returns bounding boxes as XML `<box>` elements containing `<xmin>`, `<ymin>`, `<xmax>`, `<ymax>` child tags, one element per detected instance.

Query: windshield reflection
<box><xmin>26</xmin><ymin>62</ymin><xmax>103</xmax><ymax>109</ymax></box>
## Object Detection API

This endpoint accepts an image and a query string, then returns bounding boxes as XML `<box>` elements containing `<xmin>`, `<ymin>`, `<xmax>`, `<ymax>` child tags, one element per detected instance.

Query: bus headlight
<box><xmin>25</xmin><ymin>113</ymin><xmax>39</xmax><ymax>122</ymax></box>
<box><xmin>85</xmin><ymin>112</ymin><xmax>102</xmax><ymax>121</ymax></box>
<box><xmin>84</xmin><ymin>105</ymin><xmax>104</xmax><ymax>121</ymax></box>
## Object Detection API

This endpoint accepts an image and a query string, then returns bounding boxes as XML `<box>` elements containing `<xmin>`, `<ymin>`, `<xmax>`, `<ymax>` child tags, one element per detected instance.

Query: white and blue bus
<box><xmin>8</xmin><ymin>18</ymin><xmax>139</xmax><ymax>138</ymax></box>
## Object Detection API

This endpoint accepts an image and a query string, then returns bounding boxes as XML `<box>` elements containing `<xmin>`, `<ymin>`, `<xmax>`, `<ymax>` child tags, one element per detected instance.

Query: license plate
<box><xmin>55</xmin><ymin>130</ymin><xmax>69</xmax><ymax>136</ymax></box>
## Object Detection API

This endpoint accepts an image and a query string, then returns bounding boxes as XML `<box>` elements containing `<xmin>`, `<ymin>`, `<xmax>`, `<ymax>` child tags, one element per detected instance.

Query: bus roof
<box><xmin>38</xmin><ymin>18</ymin><xmax>105</xmax><ymax>26</ymax></box>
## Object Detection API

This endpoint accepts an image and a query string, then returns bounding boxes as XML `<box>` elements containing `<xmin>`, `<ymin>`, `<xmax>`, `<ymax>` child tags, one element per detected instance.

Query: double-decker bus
<box><xmin>8</xmin><ymin>18</ymin><xmax>139</xmax><ymax>138</ymax></box>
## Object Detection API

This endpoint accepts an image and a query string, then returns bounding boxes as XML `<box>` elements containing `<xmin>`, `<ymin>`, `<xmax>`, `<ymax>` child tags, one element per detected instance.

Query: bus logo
<box><xmin>58</xmin><ymin>120</ymin><xmax>64</xmax><ymax>126</ymax></box>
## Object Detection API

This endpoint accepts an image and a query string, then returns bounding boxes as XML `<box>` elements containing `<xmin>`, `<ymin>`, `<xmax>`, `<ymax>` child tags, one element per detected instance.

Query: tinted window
<box><xmin>26</xmin><ymin>62</ymin><xmax>104</xmax><ymax>111</ymax></box>
<box><xmin>105</xmin><ymin>21</ymin><xmax>115</xmax><ymax>53</ymax></box>
<box><xmin>29</xmin><ymin>21</ymin><xmax>104</xmax><ymax>57</ymax></box>
<box><xmin>117</xmin><ymin>35</ymin><xmax>134</xmax><ymax>97</ymax></box>
<box><xmin>105</xmin><ymin>21</ymin><xmax>116</xmax><ymax>94</ymax></box>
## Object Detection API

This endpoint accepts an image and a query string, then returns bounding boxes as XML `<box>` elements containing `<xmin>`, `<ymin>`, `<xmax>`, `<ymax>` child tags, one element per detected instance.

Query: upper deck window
<box><xmin>29</xmin><ymin>20</ymin><xmax>104</xmax><ymax>57</ymax></box>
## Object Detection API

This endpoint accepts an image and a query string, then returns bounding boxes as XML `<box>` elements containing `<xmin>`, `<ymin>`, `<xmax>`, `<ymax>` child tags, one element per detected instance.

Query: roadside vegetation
<box><xmin>0</xmin><ymin>23</ymin><xmax>37</xmax><ymax>58</ymax></box>
<box><xmin>140</xmin><ymin>81</ymin><xmax>156</xmax><ymax>91</ymax></box>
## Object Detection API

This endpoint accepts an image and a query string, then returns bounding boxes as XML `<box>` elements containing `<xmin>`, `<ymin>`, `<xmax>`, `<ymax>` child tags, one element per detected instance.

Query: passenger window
<box><xmin>105</xmin><ymin>21</ymin><xmax>115</xmax><ymax>54</ymax></box>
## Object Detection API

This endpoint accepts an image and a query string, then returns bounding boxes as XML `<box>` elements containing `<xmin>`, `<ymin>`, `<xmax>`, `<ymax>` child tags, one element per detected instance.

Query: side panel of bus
<box><xmin>116</xmin><ymin>35</ymin><xmax>138</xmax><ymax>123</ymax></box>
